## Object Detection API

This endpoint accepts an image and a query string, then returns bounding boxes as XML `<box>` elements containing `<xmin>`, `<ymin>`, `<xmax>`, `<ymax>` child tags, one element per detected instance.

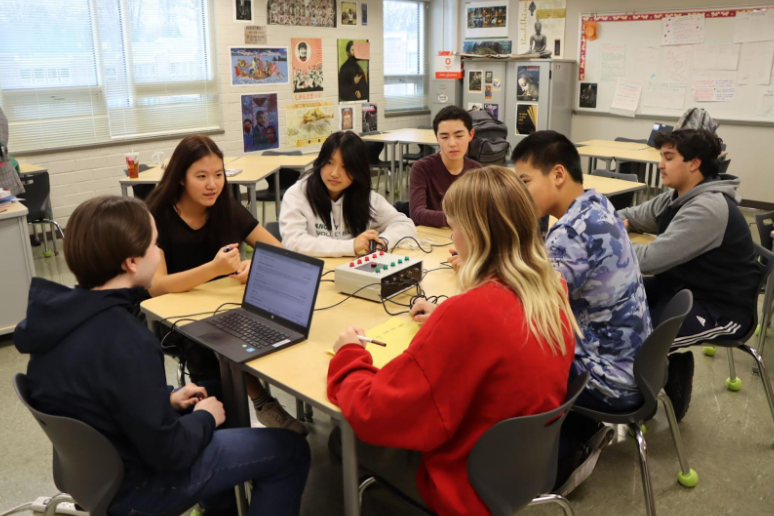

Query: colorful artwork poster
<box><xmin>579</xmin><ymin>82</ymin><xmax>597</xmax><ymax>109</ymax></box>
<box><xmin>342</xmin><ymin>1</ymin><xmax>357</xmax><ymax>25</ymax></box>
<box><xmin>267</xmin><ymin>0</ymin><xmax>336</xmax><ymax>28</ymax></box>
<box><xmin>231</xmin><ymin>47</ymin><xmax>289</xmax><ymax>86</ymax></box>
<box><xmin>362</xmin><ymin>3</ymin><xmax>368</xmax><ymax>26</ymax></box>
<box><xmin>241</xmin><ymin>94</ymin><xmax>279</xmax><ymax>153</ymax></box>
<box><xmin>517</xmin><ymin>65</ymin><xmax>540</xmax><ymax>101</ymax></box>
<box><xmin>234</xmin><ymin>0</ymin><xmax>252</xmax><ymax>22</ymax></box>
<box><xmin>517</xmin><ymin>0</ymin><xmax>566</xmax><ymax>58</ymax></box>
<box><xmin>468</xmin><ymin>70</ymin><xmax>483</xmax><ymax>92</ymax></box>
<box><xmin>292</xmin><ymin>38</ymin><xmax>323</xmax><ymax>101</ymax></box>
<box><xmin>484</xmin><ymin>84</ymin><xmax>493</xmax><ymax>99</ymax></box>
<box><xmin>468</xmin><ymin>102</ymin><xmax>484</xmax><ymax>111</ymax></box>
<box><xmin>465</xmin><ymin>1</ymin><xmax>509</xmax><ymax>39</ymax></box>
<box><xmin>338</xmin><ymin>39</ymin><xmax>370</xmax><ymax>102</ymax></box>
<box><xmin>484</xmin><ymin>103</ymin><xmax>499</xmax><ymax>119</ymax></box>
<box><xmin>286</xmin><ymin>102</ymin><xmax>335</xmax><ymax>147</ymax></box>
<box><xmin>516</xmin><ymin>104</ymin><xmax>538</xmax><ymax>134</ymax></box>
<box><xmin>462</xmin><ymin>40</ymin><xmax>513</xmax><ymax>55</ymax></box>
<box><xmin>362</xmin><ymin>103</ymin><xmax>378</xmax><ymax>132</ymax></box>
<box><xmin>340</xmin><ymin>106</ymin><xmax>354</xmax><ymax>131</ymax></box>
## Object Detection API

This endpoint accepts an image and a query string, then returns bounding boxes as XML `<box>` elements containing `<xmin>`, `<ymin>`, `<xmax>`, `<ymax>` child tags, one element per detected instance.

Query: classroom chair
<box><xmin>254</xmin><ymin>150</ymin><xmax>303</xmax><ymax>221</ymax></box>
<box><xmin>573</xmin><ymin>290</ymin><xmax>697</xmax><ymax>516</ymax></box>
<box><xmin>717</xmin><ymin>158</ymin><xmax>731</xmax><ymax>176</ymax></box>
<box><xmin>684</xmin><ymin>245</ymin><xmax>774</xmax><ymax>447</ymax></box>
<box><xmin>589</xmin><ymin>169</ymin><xmax>639</xmax><ymax>210</ymax></box>
<box><xmin>19</xmin><ymin>171</ymin><xmax>64</xmax><ymax>258</ymax></box>
<box><xmin>358</xmin><ymin>373</ymin><xmax>590</xmax><ymax>516</ymax></box>
<box><xmin>753</xmin><ymin>211</ymin><xmax>774</xmax><ymax>368</ymax></box>
<box><xmin>265</xmin><ymin>221</ymin><xmax>281</xmax><ymax>242</ymax></box>
<box><xmin>12</xmin><ymin>373</ymin><xmax>124</xmax><ymax>516</ymax></box>
<box><xmin>361</xmin><ymin>133</ymin><xmax>392</xmax><ymax>193</ymax></box>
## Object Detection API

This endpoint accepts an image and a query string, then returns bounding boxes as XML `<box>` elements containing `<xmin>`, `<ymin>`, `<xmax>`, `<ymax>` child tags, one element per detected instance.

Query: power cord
<box><xmin>158</xmin><ymin>302</ymin><xmax>242</xmax><ymax>349</ymax></box>
<box><xmin>389</xmin><ymin>235</ymin><xmax>453</xmax><ymax>254</ymax></box>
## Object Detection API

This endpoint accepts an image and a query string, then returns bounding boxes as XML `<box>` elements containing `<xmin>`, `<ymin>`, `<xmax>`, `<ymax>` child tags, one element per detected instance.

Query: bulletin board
<box><xmin>576</xmin><ymin>6</ymin><xmax>774</xmax><ymax>123</ymax></box>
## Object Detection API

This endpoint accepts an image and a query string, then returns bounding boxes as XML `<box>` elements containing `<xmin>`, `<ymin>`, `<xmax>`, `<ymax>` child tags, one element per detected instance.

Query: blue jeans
<box><xmin>109</xmin><ymin>428</ymin><xmax>310</xmax><ymax>516</ymax></box>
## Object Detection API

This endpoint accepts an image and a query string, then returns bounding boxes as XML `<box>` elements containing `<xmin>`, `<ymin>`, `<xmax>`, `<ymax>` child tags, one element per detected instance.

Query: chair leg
<box><xmin>529</xmin><ymin>494</ymin><xmax>575</xmax><ymax>516</ymax></box>
<box><xmin>358</xmin><ymin>477</ymin><xmax>376</xmax><ymax>508</ymax></box>
<box><xmin>262</xmin><ymin>202</ymin><xmax>266</xmax><ymax>224</ymax></box>
<box><xmin>43</xmin><ymin>493</ymin><xmax>76</xmax><ymax>516</ymax></box>
<box><xmin>726</xmin><ymin>348</ymin><xmax>742</xmax><ymax>391</ymax></box>
<box><xmin>630</xmin><ymin>422</ymin><xmax>657</xmax><ymax>516</ymax></box>
<box><xmin>49</xmin><ymin>222</ymin><xmax>59</xmax><ymax>256</ymax></box>
<box><xmin>739</xmin><ymin>345</ymin><xmax>774</xmax><ymax>446</ymax></box>
<box><xmin>304</xmin><ymin>402</ymin><xmax>314</xmax><ymax>421</ymax></box>
<box><xmin>658</xmin><ymin>393</ymin><xmax>698</xmax><ymax>487</ymax></box>
<box><xmin>296</xmin><ymin>398</ymin><xmax>304</xmax><ymax>420</ymax></box>
<box><xmin>755</xmin><ymin>273</ymin><xmax>774</xmax><ymax>374</ymax></box>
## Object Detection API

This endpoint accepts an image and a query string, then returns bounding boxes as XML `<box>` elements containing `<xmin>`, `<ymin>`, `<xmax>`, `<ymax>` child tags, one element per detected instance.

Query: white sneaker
<box><xmin>255</xmin><ymin>400</ymin><xmax>309</xmax><ymax>436</ymax></box>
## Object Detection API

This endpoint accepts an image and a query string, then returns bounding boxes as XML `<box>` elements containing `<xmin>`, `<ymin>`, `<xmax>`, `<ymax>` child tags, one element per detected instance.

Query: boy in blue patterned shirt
<box><xmin>513</xmin><ymin>131</ymin><xmax>652</xmax><ymax>412</ymax></box>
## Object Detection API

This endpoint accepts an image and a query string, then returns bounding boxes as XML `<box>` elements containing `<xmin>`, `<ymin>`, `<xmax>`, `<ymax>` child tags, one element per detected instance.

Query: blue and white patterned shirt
<box><xmin>546</xmin><ymin>189</ymin><xmax>652</xmax><ymax>408</ymax></box>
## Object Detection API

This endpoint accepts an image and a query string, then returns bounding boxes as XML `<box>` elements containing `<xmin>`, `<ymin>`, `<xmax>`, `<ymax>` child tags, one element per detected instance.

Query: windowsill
<box><xmin>385</xmin><ymin>109</ymin><xmax>431</xmax><ymax>118</ymax></box>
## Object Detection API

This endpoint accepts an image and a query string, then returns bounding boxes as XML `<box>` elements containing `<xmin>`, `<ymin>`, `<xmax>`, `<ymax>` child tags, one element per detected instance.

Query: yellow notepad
<box><xmin>327</xmin><ymin>317</ymin><xmax>422</xmax><ymax>368</ymax></box>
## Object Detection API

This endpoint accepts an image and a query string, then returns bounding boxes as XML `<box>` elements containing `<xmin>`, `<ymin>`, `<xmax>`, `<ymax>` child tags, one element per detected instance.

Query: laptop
<box><xmin>177</xmin><ymin>242</ymin><xmax>324</xmax><ymax>363</ymax></box>
<box><xmin>647</xmin><ymin>123</ymin><xmax>674</xmax><ymax>147</ymax></box>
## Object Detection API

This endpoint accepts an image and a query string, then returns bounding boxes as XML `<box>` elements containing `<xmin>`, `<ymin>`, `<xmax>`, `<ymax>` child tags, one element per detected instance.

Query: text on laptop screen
<box><xmin>244</xmin><ymin>247</ymin><xmax>319</xmax><ymax>327</ymax></box>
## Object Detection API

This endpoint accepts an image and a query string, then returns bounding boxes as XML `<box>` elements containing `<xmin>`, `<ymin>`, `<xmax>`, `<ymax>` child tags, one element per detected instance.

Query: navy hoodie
<box><xmin>14</xmin><ymin>278</ymin><xmax>216</xmax><ymax>481</ymax></box>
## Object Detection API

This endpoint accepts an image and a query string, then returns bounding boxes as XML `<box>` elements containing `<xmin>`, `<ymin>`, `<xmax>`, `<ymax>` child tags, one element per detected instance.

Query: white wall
<box><xmin>15</xmin><ymin>0</ymin><xmax>431</xmax><ymax>228</ymax></box>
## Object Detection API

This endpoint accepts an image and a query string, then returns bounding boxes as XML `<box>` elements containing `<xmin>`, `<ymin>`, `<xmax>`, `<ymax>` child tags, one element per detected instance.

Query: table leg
<box><xmin>274</xmin><ymin>170</ymin><xmax>281</xmax><ymax>219</ymax></box>
<box><xmin>248</xmin><ymin>185</ymin><xmax>258</xmax><ymax>220</ymax></box>
<box><xmin>121</xmin><ymin>184</ymin><xmax>129</xmax><ymax>197</ymax></box>
<box><xmin>341</xmin><ymin>421</ymin><xmax>361</xmax><ymax>516</ymax></box>
<box><xmin>397</xmin><ymin>143</ymin><xmax>404</xmax><ymax>201</ymax></box>
<box><xmin>389</xmin><ymin>143</ymin><xmax>396</xmax><ymax>204</ymax></box>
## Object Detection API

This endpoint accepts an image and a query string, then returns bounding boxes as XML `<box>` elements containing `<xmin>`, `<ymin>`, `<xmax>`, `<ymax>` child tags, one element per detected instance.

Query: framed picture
<box><xmin>340</xmin><ymin>106</ymin><xmax>354</xmax><ymax>131</ymax></box>
<box><xmin>241</xmin><ymin>94</ymin><xmax>279</xmax><ymax>153</ymax></box>
<box><xmin>468</xmin><ymin>70</ymin><xmax>483</xmax><ymax>93</ymax></box>
<box><xmin>464</xmin><ymin>1</ymin><xmax>509</xmax><ymax>39</ymax></box>
<box><xmin>338</xmin><ymin>39</ymin><xmax>370</xmax><ymax>102</ymax></box>
<box><xmin>362</xmin><ymin>103</ymin><xmax>378</xmax><ymax>132</ymax></box>
<box><xmin>234</xmin><ymin>0</ymin><xmax>253</xmax><ymax>23</ymax></box>
<box><xmin>517</xmin><ymin>65</ymin><xmax>540</xmax><ymax>101</ymax></box>
<box><xmin>286</xmin><ymin>102</ymin><xmax>335</xmax><ymax>147</ymax></box>
<box><xmin>362</xmin><ymin>3</ymin><xmax>368</xmax><ymax>26</ymax></box>
<box><xmin>231</xmin><ymin>47</ymin><xmax>289</xmax><ymax>86</ymax></box>
<box><xmin>462</xmin><ymin>40</ymin><xmax>512</xmax><ymax>55</ymax></box>
<box><xmin>341</xmin><ymin>1</ymin><xmax>357</xmax><ymax>25</ymax></box>
<box><xmin>267</xmin><ymin>0</ymin><xmax>336</xmax><ymax>28</ymax></box>
<box><xmin>292</xmin><ymin>38</ymin><xmax>324</xmax><ymax>101</ymax></box>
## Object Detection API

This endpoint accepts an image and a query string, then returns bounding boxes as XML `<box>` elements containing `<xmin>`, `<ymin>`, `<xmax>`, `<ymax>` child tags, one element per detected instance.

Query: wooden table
<box><xmin>0</xmin><ymin>201</ymin><xmax>35</xmax><ymax>335</ymax></box>
<box><xmin>18</xmin><ymin>163</ymin><xmax>48</xmax><ymax>175</ymax></box>
<box><xmin>576</xmin><ymin>139</ymin><xmax>650</xmax><ymax>151</ymax></box>
<box><xmin>362</xmin><ymin>129</ymin><xmax>438</xmax><ymax>203</ymax></box>
<box><xmin>583</xmin><ymin>173</ymin><xmax>647</xmax><ymax>204</ymax></box>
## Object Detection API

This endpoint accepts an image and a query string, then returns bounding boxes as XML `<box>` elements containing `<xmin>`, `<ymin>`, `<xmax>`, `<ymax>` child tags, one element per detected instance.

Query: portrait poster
<box><xmin>338</xmin><ymin>39</ymin><xmax>370</xmax><ymax>102</ymax></box>
<box><xmin>231</xmin><ymin>47</ymin><xmax>289</xmax><ymax>86</ymax></box>
<box><xmin>342</xmin><ymin>1</ymin><xmax>357</xmax><ymax>25</ymax></box>
<box><xmin>468</xmin><ymin>70</ymin><xmax>483</xmax><ymax>92</ymax></box>
<box><xmin>362</xmin><ymin>3</ymin><xmax>368</xmax><ymax>26</ymax></box>
<box><xmin>485</xmin><ymin>71</ymin><xmax>493</xmax><ymax>84</ymax></box>
<box><xmin>267</xmin><ymin>0</ymin><xmax>336</xmax><ymax>28</ymax></box>
<box><xmin>484</xmin><ymin>84</ymin><xmax>493</xmax><ymax>99</ymax></box>
<box><xmin>484</xmin><ymin>103</ymin><xmax>499</xmax><ymax>119</ymax></box>
<box><xmin>468</xmin><ymin>102</ymin><xmax>484</xmax><ymax>111</ymax></box>
<box><xmin>286</xmin><ymin>102</ymin><xmax>335</xmax><ymax>147</ymax></box>
<box><xmin>579</xmin><ymin>83</ymin><xmax>598</xmax><ymax>109</ymax></box>
<box><xmin>362</xmin><ymin>103</ymin><xmax>378</xmax><ymax>133</ymax></box>
<box><xmin>516</xmin><ymin>104</ymin><xmax>538</xmax><ymax>134</ymax></box>
<box><xmin>462</xmin><ymin>40</ymin><xmax>513</xmax><ymax>55</ymax></box>
<box><xmin>340</xmin><ymin>106</ymin><xmax>355</xmax><ymax>131</ymax></box>
<box><xmin>517</xmin><ymin>65</ymin><xmax>540</xmax><ymax>101</ymax></box>
<box><xmin>465</xmin><ymin>1</ymin><xmax>508</xmax><ymax>39</ymax></box>
<box><xmin>234</xmin><ymin>0</ymin><xmax>252</xmax><ymax>22</ymax></box>
<box><xmin>517</xmin><ymin>0</ymin><xmax>566</xmax><ymax>58</ymax></box>
<box><xmin>241</xmin><ymin>94</ymin><xmax>279</xmax><ymax>153</ymax></box>
<box><xmin>292</xmin><ymin>38</ymin><xmax>324</xmax><ymax>101</ymax></box>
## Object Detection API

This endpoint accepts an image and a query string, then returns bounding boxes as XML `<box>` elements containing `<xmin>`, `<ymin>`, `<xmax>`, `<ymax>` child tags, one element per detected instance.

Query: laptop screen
<box><xmin>243</xmin><ymin>244</ymin><xmax>323</xmax><ymax>332</ymax></box>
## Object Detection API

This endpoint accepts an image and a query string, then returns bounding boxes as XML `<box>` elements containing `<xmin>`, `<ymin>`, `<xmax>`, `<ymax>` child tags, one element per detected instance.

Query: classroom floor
<box><xmin>2</xmin><ymin>206</ymin><xmax>773</xmax><ymax>516</ymax></box>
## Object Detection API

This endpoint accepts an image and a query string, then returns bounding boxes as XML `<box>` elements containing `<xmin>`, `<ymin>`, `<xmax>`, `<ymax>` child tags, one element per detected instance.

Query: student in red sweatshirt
<box><xmin>327</xmin><ymin>165</ymin><xmax>578</xmax><ymax>516</ymax></box>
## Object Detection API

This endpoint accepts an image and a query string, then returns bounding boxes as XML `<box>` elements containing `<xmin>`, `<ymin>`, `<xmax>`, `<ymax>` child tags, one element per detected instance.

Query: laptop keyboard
<box><xmin>211</xmin><ymin>311</ymin><xmax>291</xmax><ymax>350</ymax></box>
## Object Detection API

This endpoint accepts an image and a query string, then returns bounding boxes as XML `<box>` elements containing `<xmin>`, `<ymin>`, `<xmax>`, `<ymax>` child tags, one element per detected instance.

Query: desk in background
<box><xmin>18</xmin><ymin>163</ymin><xmax>48</xmax><ymax>175</ymax></box>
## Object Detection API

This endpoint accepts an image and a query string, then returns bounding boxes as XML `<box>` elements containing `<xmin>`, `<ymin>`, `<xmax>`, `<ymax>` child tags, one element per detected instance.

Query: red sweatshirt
<box><xmin>328</xmin><ymin>281</ymin><xmax>576</xmax><ymax>516</ymax></box>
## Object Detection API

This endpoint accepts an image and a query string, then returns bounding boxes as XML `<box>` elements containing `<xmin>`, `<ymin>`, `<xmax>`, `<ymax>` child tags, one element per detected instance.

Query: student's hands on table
<box><xmin>353</xmin><ymin>230</ymin><xmax>387</xmax><ymax>255</ymax></box>
<box><xmin>410</xmin><ymin>299</ymin><xmax>437</xmax><ymax>323</ymax></box>
<box><xmin>334</xmin><ymin>326</ymin><xmax>366</xmax><ymax>353</ymax></box>
<box><xmin>448</xmin><ymin>249</ymin><xmax>462</xmax><ymax>273</ymax></box>
<box><xmin>194</xmin><ymin>396</ymin><xmax>226</xmax><ymax>427</ymax></box>
<box><xmin>212</xmin><ymin>243</ymin><xmax>241</xmax><ymax>276</ymax></box>
<box><xmin>230</xmin><ymin>260</ymin><xmax>251</xmax><ymax>283</ymax></box>
<box><xmin>170</xmin><ymin>383</ymin><xmax>208</xmax><ymax>411</ymax></box>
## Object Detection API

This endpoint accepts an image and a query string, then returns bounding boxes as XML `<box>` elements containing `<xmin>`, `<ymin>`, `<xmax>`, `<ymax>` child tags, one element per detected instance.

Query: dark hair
<box><xmin>432</xmin><ymin>105</ymin><xmax>473</xmax><ymax>134</ymax></box>
<box><xmin>346</xmin><ymin>40</ymin><xmax>354</xmax><ymax>53</ymax></box>
<box><xmin>511</xmin><ymin>130</ymin><xmax>583</xmax><ymax>183</ymax></box>
<box><xmin>145</xmin><ymin>135</ymin><xmax>232</xmax><ymax>238</ymax></box>
<box><xmin>65</xmin><ymin>196</ymin><xmax>152</xmax><ymax>289</ymax></box>
<box><xmin>306</xmin><ymin>131</ymin><xmax>374</xmax><ymax>235</ymax></box>
<box><xmin>653</xmin><ymin>129</ymin><xmax>723</xmax><ymax>178</ymax></box>
<box><xmin>299</xmin><ymin>42</ymin><xmax>308</xmax><ymax>50</ymax></box>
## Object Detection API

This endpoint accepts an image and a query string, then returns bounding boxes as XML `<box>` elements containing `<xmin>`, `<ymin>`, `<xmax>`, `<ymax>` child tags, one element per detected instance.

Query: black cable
<box><xmin>322</xmin><ymin>269</ymin><xmax>334</xmax><ymax>277</ymax></box>
<box><xmin>158</xmin><ymin>302</ymin><xmax>241</xmax><ymax>349</ymax></box>
<box><xmin>314</xmin><ymin>282</ymin><xmax>384</xmax><ymax>311</ymax></box>
<box><xmin>160</xmin><ymin>318</ymin><xmax>198</xmax><ymax>349</ymax></box>
<box><xmin>389</xmin><ymin>234</ymin><xmax>455</xmax><ymax>254</ymax></box>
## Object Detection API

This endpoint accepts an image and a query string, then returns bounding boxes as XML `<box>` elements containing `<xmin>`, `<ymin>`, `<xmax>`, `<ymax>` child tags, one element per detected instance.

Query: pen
<box><xmin>357</xmin><ymin>335</ymin><xmax>387</xmax><ymax>347</ymax></box>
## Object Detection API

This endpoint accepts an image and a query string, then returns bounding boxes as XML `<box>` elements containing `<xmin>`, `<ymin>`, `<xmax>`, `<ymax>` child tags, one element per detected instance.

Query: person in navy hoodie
<box><xmin>14</xmin><ymin>195</ymin><xmax>310</xmax><ymax>516</ymax></box>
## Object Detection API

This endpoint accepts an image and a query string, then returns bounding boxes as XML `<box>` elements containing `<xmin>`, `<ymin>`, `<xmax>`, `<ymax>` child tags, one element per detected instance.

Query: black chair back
<box><xmin>590</xmin><ymin>169</ymin><xmax>639</xmax><ymax>210</ymax></box>
<box><xmin>755</xmin><ymin>210</ymin><xmax>774</xmax><ymax>251</ymax></box>
<box><xmin>467</xmin><ymin>373</ymin><xmax>589</xmax><ymax>516</ymax></box>
<box><xmin>364</xmin><ymin>141</ymin><xmax>386</xmax><ymax>166</ymax></box>
<box><xmin>717</xmin><ymin>159</ymin><xmax>731</xmax><ymax>176</ymax></box>
<box><xmin>13</xmin><ymin>374</ymin><xmax>124</xmax><ymax>516</ymax></box>
<box><xmin>264</xmin><ymin>221</ymin><xmax>282</xmax><ymax>242</ymax></box>
<box><xmin>19</xmin><ymin>171</ymin><xmax>51</xmax><ymax>221</ymax></box>
<box><xmin>265</xmin><ymin>168</ymin><xmax>302</xmax><ymax>192</ymax></box>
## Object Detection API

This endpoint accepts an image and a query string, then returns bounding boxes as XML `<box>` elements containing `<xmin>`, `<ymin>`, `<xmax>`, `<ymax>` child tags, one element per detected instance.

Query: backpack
<box><xmin>467</xmin><ymin>109</ymin><xmax>510</xmax><ymax>165</ymax></box>
<box><xmin>676</xmin><ymin>107</ymin><xmax>719</xmax><ymax>133</ymax></box>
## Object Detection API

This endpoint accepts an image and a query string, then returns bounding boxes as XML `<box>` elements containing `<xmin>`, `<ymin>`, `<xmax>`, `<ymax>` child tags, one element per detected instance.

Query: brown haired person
<box><xmin>14</xmin><ymin>196</ymin><xmax>310</xmax><ymax>516</ymax></box>
<box><xmin>145</xmin><ymin>135</ymin><xmax>307</xmax><ymax>434</ymax></box>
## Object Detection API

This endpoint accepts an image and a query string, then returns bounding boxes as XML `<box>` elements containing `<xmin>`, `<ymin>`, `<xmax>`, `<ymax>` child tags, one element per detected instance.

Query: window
<box><xmin>0</xmin><ymin>0</ymin><xmax>220</xmax><ymax>152</ymax></box>
<box><xmin>383</xmin><ymin>0</ymin><xmax>427</xmax><ymax>113</ymax></box>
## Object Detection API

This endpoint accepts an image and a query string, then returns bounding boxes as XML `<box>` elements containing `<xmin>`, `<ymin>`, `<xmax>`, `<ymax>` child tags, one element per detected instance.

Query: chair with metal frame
<box><xmin>19</xmin><ymin>171</ymin><xmax>64</xmax><ymax>258</ymax></box>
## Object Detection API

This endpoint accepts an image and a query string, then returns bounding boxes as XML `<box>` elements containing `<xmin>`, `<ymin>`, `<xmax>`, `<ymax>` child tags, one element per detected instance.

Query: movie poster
<box><xmin>517</xmin><ymin>0</ymin><xmax>566</xmax><ymax>58</ymax></box>
<box><xmin>241</xmin><ymin>94</ymin><xmax>280</xmax><ymax>153</ymax></box>
<box><xmin>465</xmin><ymin>1</ymin><xmax>509</xmax><ymax>39</ymax></box>
<box><xmin>579</xmin><ymin>83</ymin><xmax>598</xmax><ymax>108</ymax></box>
<box><xmin>484</xmin><ymin>103</ymin><xmax>499</xmax><ymax>119</ymax></box>
<box><xmin>468</xmin><ymin>102</ymin><xmax>483</xmax><ymax>111</ymax></box>
<box><xmin>468</xmin><ymin>70</ymin><xmax>482</xmax><ymax>92</ymax></box>
<box><xmin>342</xmin><ymin>1</ymin><xmax>357</xmax><ymax>25</ymax></box>
<box><xmin>231</xmin><ymin>47</ymin><xmax>289</xmax><ymax>86</ymax></box>
<box><xmin>291</xmin><ymin>38</ymin><xmax>323</xmax><ymax>101</ymax></box>
<box><xmin>362</xmin><ymin>103</ymin><xmax>378</xmax><ymax>132</ymax></box>
<box><xmin>267</xmin><ymin>0</ymin><xmax>336</xmax><ymax>28</ymax></box>
<box><xmin>338</xmin><ymin>39</ymin><xmax>370</xmax><ymax>102</ymax></box>
<box><xmin>516</xmin><ymin>104</ymin><xmax>538</xmax><ymax>134</ymax></box>
<box><xmin>517</xmin><ymin>65</ymin><xmax>540</xmax><ymax>101</ymax></box>
<box><xmin>340</xmin><ymin>106</ymin><xmax>355</xmax><ymax>131</ymax></box>
<box><xmin>462</xmin><ymin>40</ymin><xmax>512</xmax><ymax>55</ymax></box>
<box><xmin>286</xmin><ymin>102</ymin><xmax>335</xmax><ymax>147</ymax></box>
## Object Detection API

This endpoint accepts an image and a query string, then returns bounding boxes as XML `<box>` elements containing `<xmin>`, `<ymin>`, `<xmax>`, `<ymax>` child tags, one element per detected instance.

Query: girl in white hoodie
<box><xmin>280</xmin><ymin>131</ymin><xmax>417</xmax><ymax>257</ymax></box>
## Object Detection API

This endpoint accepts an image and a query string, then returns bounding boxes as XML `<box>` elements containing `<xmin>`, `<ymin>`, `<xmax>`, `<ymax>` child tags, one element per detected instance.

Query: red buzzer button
<box><xmin>350</xmin><ymin>262</ymin><xmax>355</xmax><ymax>267</ymax></box>
<box><xmin>357</xmin><ymin>259</ymin><xmax>362</xmax><ymax>264</ymax></box>
<box><xmin>365</xmin><ymin>257</ymin><xmax>370</xmax><ymax>262</ymax></box>
<box><xmin>379</xmin><ymin>251</ymin><xmax>385</xmax><ymax>256</ymax></box>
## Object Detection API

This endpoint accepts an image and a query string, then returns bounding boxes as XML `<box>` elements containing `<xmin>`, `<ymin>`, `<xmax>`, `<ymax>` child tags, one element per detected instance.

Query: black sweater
<box><xmin>14</xmin><ymin>278</ymin><xmax>215</xmax><ymax>481</ymax></box>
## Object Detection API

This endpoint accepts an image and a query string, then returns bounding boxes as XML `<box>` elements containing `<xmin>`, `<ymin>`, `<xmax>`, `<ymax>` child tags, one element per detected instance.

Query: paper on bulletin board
<box><xmin>326</xmin><ymin>317</ymin><xmax>421</xmax><ymax>368</ymax></box>
<box><xmin>693</xmin><ymin>43</ymin><xmax>740</xmax><ymax>71</ymax></box>
<box><xmin>661</xmin><ymin>14</ymin><xmax>704</xmax><ymax>46</ymax></box>
<box><xmin>738</xmin><ymin>41</ymin><xmax>774</xmax><ymax>85</ymax></box>
<box><xmin>610</xmin><ymin>78</ymin><xmax>642</xmax><ymax>117</ymax></box>
<box><xmin>245</xmin><ymin>26</ymin><xmax>267</xmax><ymax>45</ymax></box>
<box><xmin>600</xmin><ymin>43</ymin><xmax>625</xmax><ymax>82</ymax></box>
<box><xmin>692</xmin><ymin>72</ymin><xmax>736</xmax><ymax>102</ymax></box>
<box><xmin>643</xmin><ymin>81</ymin><xmax>686</xmax><ymax>110</ymax></box>
<box><xmin>733</xmin><ymin>9</ymin><xmax>774</xmax><ymax>44</ymax></box>
<box><xmin>660</xmin><ymin>46</ymin><xmax>693</xmax><ymax>83</ymax></box>
<box><xmin>757</xmin><ymin>88</ymin><xmax>774</xmax><ymax>118</ymax></box>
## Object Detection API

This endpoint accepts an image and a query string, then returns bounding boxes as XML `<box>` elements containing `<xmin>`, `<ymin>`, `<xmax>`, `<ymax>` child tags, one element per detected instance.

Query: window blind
<box><xmin>383</xmin><ymin>0</ymin><xmax>428</xmax><ymax>113</ymax></box>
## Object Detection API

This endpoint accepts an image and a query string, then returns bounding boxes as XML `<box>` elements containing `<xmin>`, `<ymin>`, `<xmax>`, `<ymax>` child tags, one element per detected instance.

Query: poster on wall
<box><xmin>241</xmin><ymin>94</ymin><xmax>279</xmax><ymax>153</ymax></box>
<box><xmin>267</xmin><ymin>0</ymin><xmax>336</xmax><ymax>28</ymax></box>
<box><xmin>465</xmin><ymin>1</ymin><xmax>509</xmax><ymax>39</ymax></box>
<box><xmin>468</xmin><ymin>70</ymin><xmax>483</xmax><ymax>92</ymax></box>
<box><xmin>292</xmin><ymin>38</ymin><xmax>324</xmax><ymax>101</ymax></box>
<box><xmin>340</xmin><ymin>106</ymin><xmax>355</xmax><ymax>131</ymax></box>
<box><xmin>468</xmin><ymin>102</ymin><xmax>484</xmax><ymax>111</ymax></box>
<box><xmin>516</xmin><ymin>0</ymin><xmax>566</xmax><ymax>58</ymax></box>
<box><xmin>234</xmin><ymin>0</ymin><xmax>252</xmax><ymax>22</ymax></box>
<box><xmin>286</xmin><ymin>102</ymin><xmax>335</xmax><ymax>147</ymax></box>
<box><xmin>338</xmin><ymin>39</ymin><xmax>370</xmax><ymax>102</ymax></box>
<box><xmin>484</xmin><ymin>84</ymin><xmax>493</xmax><ymax>99</ymax></box>
<box><xmin>462</xmin><ymin>40</ymin><xmax>512</xmax><ymax>55</ymax></box>
<box><xmin>484</xmin><ymin>103</ymin><xmax>499</xmax><ymax>119</ymax></box>
<box><xmin>362</xmin><ymin>3</ymin><xmax>368</xmax><ymax>26</ymax></box>
<box><xmin>231</xmin><ymin>47</ymin><xmax>289</xmax><ymax>86</ymax></box>
<box><xmin>579</xmin><ymin>83</ymin><xmax>598</xmax><ymax>108</ymax></box>
<box><xmin>516</xmin><ymin>104</ymin><xmax>538</xmax><ymax>134</ymax></box>
<box><xmin>485</xmin><ymin>71</ymin><xmax>493</xmax><ymax>84</ymax></box>
<box><xmin>362</xmin><ymin>103</ymin><xmax>378</xmax><ymax>132</ymax></box>
<box><xmin>517</xmin><ymin>65</ymin><xmax>539</xmax><ymax>101</ymax></box>
<box><xmin>342</xmin><ymin>1</ymin><xmax>357</xmax><ymax>25</ymax></box>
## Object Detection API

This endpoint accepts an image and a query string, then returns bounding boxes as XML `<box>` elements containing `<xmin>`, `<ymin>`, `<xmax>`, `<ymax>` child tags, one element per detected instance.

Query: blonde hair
<box><xmin>442</xmin><ymin>166</ymin><xmax>579</xmax><ymax>355</ymax></box>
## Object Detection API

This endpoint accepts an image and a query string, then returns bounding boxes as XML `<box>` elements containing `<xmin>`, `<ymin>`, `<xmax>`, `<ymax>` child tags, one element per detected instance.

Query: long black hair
<box><xmin>306</xmin><ymin>131</ymin><xmax>374</xmax><ymax>236</ymax></box>
<box><xmin>145</xmin><ymin>135</ymin><xmax>233</xmax><ymax>240</ymax></box>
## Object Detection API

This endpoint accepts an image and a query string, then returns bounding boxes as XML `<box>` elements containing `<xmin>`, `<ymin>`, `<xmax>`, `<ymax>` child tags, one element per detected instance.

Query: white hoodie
<box><xmin>280</xmin><ymin>177</ymin><xmax>417</xmax><ymax>257</ymax></box>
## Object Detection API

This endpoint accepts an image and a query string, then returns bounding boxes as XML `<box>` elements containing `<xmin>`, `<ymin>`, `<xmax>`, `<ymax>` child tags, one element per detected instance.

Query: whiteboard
<box><xmin>576</xmin><ymin>6</ymin><xmax>774</xmax><ymax>124</ymax></box>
